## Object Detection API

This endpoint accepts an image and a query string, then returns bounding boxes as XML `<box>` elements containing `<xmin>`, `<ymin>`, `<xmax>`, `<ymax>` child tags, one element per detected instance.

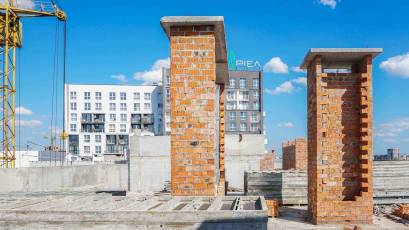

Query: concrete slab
<box><xmin>300</xmin><ymin>48</ymin><xmax>383</xmax><ymax>69</ymax></box>
<box><xmin>0</xmin><ymin>193</ymin><xmax>268</xmax><ymax>229</ymax></box>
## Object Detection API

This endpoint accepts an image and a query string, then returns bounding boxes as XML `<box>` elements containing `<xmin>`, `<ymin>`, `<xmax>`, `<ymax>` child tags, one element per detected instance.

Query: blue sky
<box><xmin>16</xmin><ymin>0</ymin><xmax>409</xmax><ymax>155</ymax></box>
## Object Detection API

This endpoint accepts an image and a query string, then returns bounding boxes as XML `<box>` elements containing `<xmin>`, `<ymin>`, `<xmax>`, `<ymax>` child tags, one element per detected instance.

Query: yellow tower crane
<box><xmin>0</xmin><ymin>0</ymin><xmax>66</xmax><ymax>168</ymax></box>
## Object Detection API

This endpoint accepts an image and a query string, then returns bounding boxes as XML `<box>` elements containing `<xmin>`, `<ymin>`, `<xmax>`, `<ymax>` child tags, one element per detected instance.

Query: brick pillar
<box><xmin>169</xmin><ymin>25</ymin><xmax>219</xmax><ymax>196</ymax></box>
<box><xmin>218</xmin><ymin>84</ymin><xmax>226</xmax><ymax>195</ymax></box>
<box><xmin>307</xmin><ymin>54</ymin><xmax>374</xmax><ymax>224</ymax></box>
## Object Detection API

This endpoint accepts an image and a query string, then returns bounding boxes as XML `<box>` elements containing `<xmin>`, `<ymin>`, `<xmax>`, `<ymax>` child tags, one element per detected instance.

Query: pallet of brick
<box><xmin>265</xmin><ymin>199</ymin><xmax>279</xmax><ymax>217</ymax></box>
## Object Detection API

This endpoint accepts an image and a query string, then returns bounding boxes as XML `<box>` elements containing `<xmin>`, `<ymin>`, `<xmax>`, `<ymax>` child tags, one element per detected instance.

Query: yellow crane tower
<box><xmin>0</xmin><ymin>0</ymin><xmax>66</xmax><ymax>168</ymax></box>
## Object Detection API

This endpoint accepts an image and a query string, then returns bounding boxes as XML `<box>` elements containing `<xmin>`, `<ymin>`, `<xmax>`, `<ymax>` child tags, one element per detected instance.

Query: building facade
<box><xmin>387</xmin><ymin>148</ymin><xmax>400</xmax><ymax>160</ymax></box>
<box><xmin>282</xmin><ymin>138</ymin><xmax>307</xmax><ymax>170</ymax></box>
<box><xmin>225</xmin><ymin>71</ymin><xmax>263</xmax><ymax>134</ymax></box>
<box><xmin>64</xmin><ymin>84</ymin><xmax>163</xmax><ymax>157</ymax></box>
<box><xmin>162</xmin><ymin>69</ymin><xmax>264</xmax><ymax>135</ymax></box>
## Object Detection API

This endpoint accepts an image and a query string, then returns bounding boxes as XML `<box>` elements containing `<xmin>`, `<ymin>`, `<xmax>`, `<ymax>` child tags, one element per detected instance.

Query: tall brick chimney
<box><xmin>161</xmin><ymin>16</ymin><xmax>228</xmax><ymax>196</ymax></box>
<box><xmin>301</xmin><ymin>48</ymin><xmax>382</xmax><ymax>224</ymax></box>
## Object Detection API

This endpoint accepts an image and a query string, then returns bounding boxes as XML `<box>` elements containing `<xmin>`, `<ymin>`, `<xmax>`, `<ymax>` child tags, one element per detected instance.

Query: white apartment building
<box><xmin>64</xmin><ymin>84</ymin><xmax>163</xmax><ymax>157</ymax></box>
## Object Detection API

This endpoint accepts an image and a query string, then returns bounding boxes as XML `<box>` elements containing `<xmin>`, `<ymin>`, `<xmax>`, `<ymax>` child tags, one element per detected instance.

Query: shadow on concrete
<box><xmin>95</xmin><ymin>190</ymin><xmax>127</xmax><ymax>196</ymax></box>
<box><xmin>197</xmin><ymin>216</ymin><xmax>268</xmax><ymax>230</ymax></box>
<box><xmin>276</xmin><ymin>206</ymin><xmax>309</xmax><ymax>224</ymax></box>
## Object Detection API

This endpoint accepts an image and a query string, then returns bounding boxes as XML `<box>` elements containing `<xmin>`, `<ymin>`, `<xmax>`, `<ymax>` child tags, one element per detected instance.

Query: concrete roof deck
<box><xmin>160</xmin><ymin>16</ymin><xmax>228</xmax><ymax>84</ymax></box>
<box><xmin>300</xmin><ymin>48</ymin><xmax>383</xmax><ymax>69</ymax></box>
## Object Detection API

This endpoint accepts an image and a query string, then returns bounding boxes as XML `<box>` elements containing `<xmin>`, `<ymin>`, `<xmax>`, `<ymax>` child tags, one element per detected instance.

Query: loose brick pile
<box><xmin>394</xmin><ymin>204</ymin><xmax>409</xmax><ymax>220</ymax></box>
<box><xmin>307</xmin><ymin>55</ymin><xmax>374</xmax><ymax>224</ymax></box>
<box><xmin>282</xmin><ymin>138</ymin><xmax>307</xmax><ymax>170</ymax></box>
<box><xmin>168</xmin><ymin>25</ymin><xmax>224</xmax><ymax>196</ymax></box>
<box><xmin>260</xmin><ymin>151</ymin><xmax>275</xmax><ymax>171</ymax></box>
<box><xmin>265</xmin><ymin>199</ymin><xmax>279</xmax><ymax>217</ymax></box>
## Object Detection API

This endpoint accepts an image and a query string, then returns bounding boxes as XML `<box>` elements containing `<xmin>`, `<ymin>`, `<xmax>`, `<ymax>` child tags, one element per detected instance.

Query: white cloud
<box><xmin>1</xmin><ymin>0</ymin><xmax>36</xmax><ymax>9</ymax></box>
<box><xmin>111</xmin><ymin>74</ymin><xmax>128</xmax><ymax>83</ymax></box>
<box><xmin>291</xmin><ymin>66</ymin><xmax>306</xmax><ymax>73</ymax></box>
<box><xmin>16</xmin><ymin>106</ymin><xmax>33</xmax><ymax>115</ymax></box>
<box><xmin>265</xmin><ymin>77</ymin><xmax>307</xmax><ymax>95</ymax></box>
<box><xmin>266</xmin><ymin>81</ymin><xmax>295</xmax><ymax>95</ymax></box>
<box><xmin>292</xmin><ymin>77</ymin><xmax>307</xmax><ymax>86</ymax></box>
<box><xmin>278</xmin><ymin>122</ymin><xmax>294</xmax><ymax>128</ymax></box>
<box><xmin>318</xmin><ymin>0</ymin><xmax>338</xmax><ymax>9</ymax></box>
<box><xmin>380</xmin><ymin>53</ymin><xmax>409</xmax><ymax>78</ymax></box>
<box><xmin>374</xmin><ymin>117</ymin><xmax>409</xmax><ymax>138</ymax></box>
<box><xmin>134</xmin><ymin>58</ymin><xmax>170</xmax><ymax>83</ymax></box>
<box><xmin>264</xmin><ymin>57</ymin><xmax>288</xmax><ymax>74</ymax></box>
<box><xmin>18</xmin><ymin>119</ymin><xmax>42</xmax><ymax>127</ymax></box>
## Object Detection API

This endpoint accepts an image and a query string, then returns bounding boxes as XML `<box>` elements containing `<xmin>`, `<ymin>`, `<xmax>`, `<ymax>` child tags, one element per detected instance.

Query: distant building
<box><xmin>64</xmin><ymin>84</ymin><xmax>163</xmax><ymax>157</ymax></box>
<box><xmin>282</xmin><ymin>138</ymin><xmax>307</xmax><ymax>170</ymax></box>
<box><xmin>388</xmin><ymin>148</ymin><xmax>400</xmax><ymax>160</ymax></box>
<box><xmin>225</xmin><ymin>71</ymin><xmax>264</xmax><ymax>134</ymax></box>
<box><xmin>162</xmin><ymin>69</ymin><xmax>264</xmax><ymax>135</ymax></box>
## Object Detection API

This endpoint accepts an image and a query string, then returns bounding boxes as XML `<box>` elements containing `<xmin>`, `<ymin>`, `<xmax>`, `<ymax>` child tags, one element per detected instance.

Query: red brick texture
<box><xmin>282</xmin><ymin>138</ymin><xmax>307</xmax><ymax>170</ymax></box>
<box><xmin>394</xmin><ymin>204</ymin><xmax>409</xmax><ymax>220</ymax></box>
<box><xmin>307</xmin><ymin>55</ymin><xmax>374</xmax><ymax>224</ymax></box>
<box><xmin>169</xmin><ymin>25</ymin><xmax>224</xmax><ymax>196</ymax></box>
<box><xmin>260</xmin><ymin>152</ymin><xmax>275</xmax><ymax>171</ymax></box>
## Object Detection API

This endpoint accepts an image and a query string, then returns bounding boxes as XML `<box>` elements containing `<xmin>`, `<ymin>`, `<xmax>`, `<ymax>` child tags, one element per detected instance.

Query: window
<box><xmin>226</xmin><ymin>101</ymin><xmax>236</xmax><ymax>110</ymax></box>
<box><xmin>120</xmin><ymin>114</ymin><xmax>127</xmax><ymax>122</ymax></box>
<box><xmin>95</xmin><ymin>146</ymin><xmax>101</xmax><ymax>154</ymax></box>
<box><xmin>240</xmin><ymin>112</ymin><xmax>247</xmax><ymax>121</ymax></box>
<box><xmin>239</xmin><ymin>101</ymin><xmax>249</xmax><ymax>110</ymax></box>
<box><xmin>144</xmin><ymin>103</ymin><xmax>151</xmax><ymax>110</ymax></box>
<box><xmin>84</xmin><ymin>146</ymin><xmax>90</xmax><ymax>155</ymax></box>
<box><xmin>84</xmin><ymin>103</ymin><xmax>91</xmax><ymax>111</ymax></box>
<box><xmin>229</xmin><ymin>112</ymin><xmax>236</xmax><ymax>121</ymax></box>
<box><xmin>84</xmin><ymin>135</ymin><xmax>90</xmax><ymax>143</ymax></box>
<box><xmin>120</xmin><ymin>103</ymin><xmax>127</xmax><ymax>111</ymax></box>
<box><xmin>251</xmin><ymin>123</ymin><xmax>259</xmax><ymax>132</ymax></box>
<box><xmin>229</xmin><ymin>78</ymin><xmax>236</xmax><ymax>88</ymax></box>
<box><xmin>95</xmin><ymin>92</ymin><xmax>102</xmax><ymax>100</ymax></box>
<box><xmin>109</xmin><ymin>114</ymin><xmax>116</xmax><ymax>122</ymax></box>
<box><xmin>144</xmin><ymin>93</ymin><xmax>151</xmax><ymax>100</ymax></box>
<box><xmin>229</xmin><ymin>123</ymin><xmax>237</xmax><ymax>131</ymax></box>
<box><xmin>95</xmin><ymin>103</ymin><xmax>102</xmax><ymax>111</ymax></box>
<box><xmin>84</xmin><ymin>92</ymin><xmax>91</xmax><ymax>100</ymax></box>
<box><xmin>120</xmin><ymin>92</ymin><xmax>126</xmax><ymax>100</ymax></box>
<box><xmin>253</xmin><ymin>101</ymin><xmax>260</xmax><ymax>110</ymax></box>
<box><xmin>134</xmin><ymin>103</ymin><xmax>140</xmax><ymax>111</ymax></box>
<box><xmin>109</xmin><ymin>103</ymin><xmax>116</xmax><ymax>111</ymax></box>
<box><xmin>109</xmin><ymin>92</ymin><xmax>116</xmax><ymax>100</ymax></box>
<box><xmin>95</xmin><ymin>135</ymin><xmax>101</xmax><ymax>143</ymax></box>
<box><xmin>70</xmin><ymin>124</ymin><xmax>76</xmax><ymax>132</ymax></box>
<box><xmin>120</xmin><ymin>124</ymin><xmax>126</xmax><ymax>133</ymax></box>
<box><xmin>253</xmin><ymin>79</ymin><xmax>259</xmax><ymax>89</ymax></box>
<box><xmin>70</xmin><ymin>102</ymin><xmax>77</xmax><ymax>111</ymax></box>
<box><xmin>133</xmin><ymin>92</ymin><xmax>140</xmax><ymax>100</ymax></box>
<box><xmin>240</xmin><ymin>78</ymin><xmax>246</xmax><ymax>89</ymax></box>
<box><xmin>240</xmin><ymin>123</ymin><xmax>247</xmax><ymax>132</ymax></box>
<box><xmin>70</xmin><ymin>113</ymin><xmax>77</xmax><ymax>122</ymax></box>
<box><xmin>253</xmin><ymin>91</ymin><xmax>259</xmax><ymax>100</ymax></box>
<box><xmin>251</xmin><ymin>112</ymin><xmax>259</xmax><ymax>122</ymax></box>
<box><xmin>70</xmin><ymin>91</ymin><xmax>77</xmax><ymax>100</ymax></box>
<box><xmin>227</xmin><ymin>91</ymin><xmax>236</xmax><ymax>100</ymax></box>
<box><xmin>240</xmin><ymin>91</ymin><xmax>249</xmax><ymax>100</ymax></box>
<box><xmin>109</xmin><ymin>124</ymin><xmax>116</xmax><ymax>133</ymax></box>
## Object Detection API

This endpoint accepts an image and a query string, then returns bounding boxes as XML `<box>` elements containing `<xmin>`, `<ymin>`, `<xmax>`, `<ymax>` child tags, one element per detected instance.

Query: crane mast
<box><xmin>0</xmin><ymin>0</ymin><xmax>66</xmax><ymax>168</ymax></box>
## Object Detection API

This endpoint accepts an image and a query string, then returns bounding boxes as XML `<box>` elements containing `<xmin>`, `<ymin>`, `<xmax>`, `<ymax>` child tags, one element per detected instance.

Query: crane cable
<box><xmin>50</xmin><ymin>19</ymin><xmax>60</xmax><ymax>153</ymax></box>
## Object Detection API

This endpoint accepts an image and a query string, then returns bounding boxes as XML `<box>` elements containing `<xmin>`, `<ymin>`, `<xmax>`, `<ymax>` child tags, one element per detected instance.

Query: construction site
<box><xmin>0</xmin><ymin>1</ymin><xmax>409</xmax><ymax>230</ymax></box>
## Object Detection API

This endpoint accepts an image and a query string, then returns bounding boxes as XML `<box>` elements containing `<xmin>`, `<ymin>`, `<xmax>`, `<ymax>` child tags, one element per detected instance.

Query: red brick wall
<box><xmin>282</xmin><ymin>138</ymin><xmax>307</xmax><ymax>170</ymax></box>
<box><xmin>260</xmin><ymin>152</ymin><xmax>275</xmax><ymax>171</ymax></box>
<box><xmin>307</xmin><ymin>56</ymin><xmax>373</xmax><ymax>224</ymax></box>
<box><xmin>169</xmin><ymin>25</ymin><xmax>222</xmax><ymax>196</ymax></box>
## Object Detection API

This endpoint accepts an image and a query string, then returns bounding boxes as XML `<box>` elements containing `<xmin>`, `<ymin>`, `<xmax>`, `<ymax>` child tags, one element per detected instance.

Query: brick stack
<box><xmin>306</xmin><ymin>53</ymin><xmax>376</xmax><ymax>224</ymax></box>
<box><xmin>394</xmin><ymin>204</ymin><xmax>409</xmax><ymax>220</ymax></box>
<box><xmin>260</xmin><ymin>151</ymin><xmax>275</xmax><ymax>171</ymax></box>
<box><xmin>168</xmin><ymin>24</ymin><xmax>222</xmax><ymax>196</ymax></box>
<box><xmin>282</xmin><ymin>138</ymin><xmax>307</xmax><ymax>170</ymax></box>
